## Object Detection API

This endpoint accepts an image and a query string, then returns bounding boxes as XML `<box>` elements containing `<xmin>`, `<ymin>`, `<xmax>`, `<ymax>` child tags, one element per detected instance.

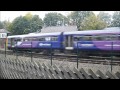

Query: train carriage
<box><xmin>63</xmin><ymin>29</ymin><xmax>120</xmax><ymax>55</ymax></box>
<box><xmin>7</xmin><ymin>32</ymin><xmax>64</xmax><ymax>53</ymax></box>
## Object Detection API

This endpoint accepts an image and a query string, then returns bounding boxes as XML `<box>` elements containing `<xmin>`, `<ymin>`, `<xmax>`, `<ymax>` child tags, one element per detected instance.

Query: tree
<box><xmin>2</xmin><ymin>20</ymin><xmax>11</xmax><ymax>31</ymax></box>
<box><xmin>80</xmin><ymin>14</ymin><xmax>107</xmax><ymax>30</ymax></box>
<box><xmin>0</xmin><ymin>21</ymin><xmax>4</xmax><ymax>29</ymax></box>
<box><xmin>24</xmin><ymin>12</ymin><xmax>33</xmax><ymax>20</ymax></box>
<box><xmin>30</xmin><ymin>15</ymin><xmax>43</xmax><ymax>33</ymax></box>
<box><xmin>43</xmin><ymin>12</ymin><xmax>68</xmax><ymax>27</ymax></box>
<box><xmin>97</xmin><ymin>11</ymin><xmax>111</xmax><ymax>27</ymax></box>
<box><xmin>10</xmin><ymin>13</ymin><xmax>43</xmax><ymax>35</ymax></box>
<box><xmin>68</xmin><ymin>11</ymin><xmax>94</xmax><ymax>29</ymax></box>
<box><xmin>10</xmin><ymin>16</ymin><xmax>26</xmax><ymax>35</ymax></box>
<box><xmin>111</xmin><ymin>11</ymin><xmax>120</xmax><ymax>27</ymax></box>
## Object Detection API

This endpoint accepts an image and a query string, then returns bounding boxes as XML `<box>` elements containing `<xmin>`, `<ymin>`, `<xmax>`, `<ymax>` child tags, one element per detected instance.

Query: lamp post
<box><xmin>50</xmin><ymin>42</ymin><xmax>52</xmax><ymax>66</ymax></box>
<box><xmin>111</xmin><ymin>42</ymin><xmax>113</xmax><ymax>72</ymax></box>
<box><xmin>0</xmin><ymin>11</ymin><xmax>1</xmax><ymax>22</ymax></box>
<box><xmin>77</xmin><ymin>42</ymin><xmax>79</xmax><ymax>69</ymax></box>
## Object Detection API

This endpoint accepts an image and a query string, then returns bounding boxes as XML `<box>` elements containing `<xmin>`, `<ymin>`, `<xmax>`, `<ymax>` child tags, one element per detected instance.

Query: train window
<box><xmin>38</xmin><ymin>36</ymin><xmax>58</xmax><ymax>41</ymax></box>
<box><xmin>38</xmin><ymin>37</ymin><xmax>45</xmax><ymax>41</ymax></box>
<box><xmin>92</xmin><ymin>35</ymin><xmax>119</xmax><ymax>41</ymax></box>
<box><xmin>111</xmin><ymin>36</ymin><xmax>118</xmax><ymax>40</ymax></box>
<box><xmin>24</xmin><ymin>38</ymin><xmax>31</xmax><ymax>41</ymax></box>
<box><xmin>45</xmin><ymin>37</ymin><xmax>51</xmax><ymax>41</ymax></box>
<box><xmin>74</xmin><ymin>37</ymin><xmax>78</xmax><ymax>41</ymax></box>
<box><xmin>74</xmin><ymin>36</ymin><xmax>93</xmax><ymax>41</ymax></box>
<box><xmin>24</xmin><ymin>38</ymin><xmax>29</xmax><ymax>41</ymax></box>
<box><xmin>82</xmin><ymin>35</ymin><xmax>92</xmax><ymax>41</ymax></box>
<box><xmin>23</xmin><ymin>37</ymin><xmax>38</xmax><ymax>41</ymax></box>
<box><xmin>14</xmin><ymin>38</ymin><xmax>22</xmax><ymax>42</ymax></box>
<box><xmin>105</xmin><ymin>36</ymin><xmax>111</xmax><ymax>40</ymax></box>
<box><xmin>118</xmin><ymin>35</ymin><xmax>120</xmax><ymax>40</ymax></box>
<box><xmin>92</xmin><ymin>36</ymin><xmax>104</xmax><ymax>41</ymax></box>
<box><xmin>31</xmin><ymin>37</ymin><xmax>38</xmax><ymax>41</ymax></box>
<box><xmin>74</xmin><ymin>36</ymin><xmax>83</xmax><ymax>41</ymax></box>
<box><xmin>17</xmin><ymin>39</ymin><xmax>22</xmax><ymax>41</ymax></box>
<box><xmin>8</xmin><ymin>39</ymin><xmax>11</xmax><ymax>44</ymax></box>
<box><xmin>51</xmin><ymin>36</ymin><xmax>58</xmax><ymax>41</ymax></box>
<box><xmin>104</xmin><ymin>35</ymin><xmax>118</xmax><ymax>41</ymax></box>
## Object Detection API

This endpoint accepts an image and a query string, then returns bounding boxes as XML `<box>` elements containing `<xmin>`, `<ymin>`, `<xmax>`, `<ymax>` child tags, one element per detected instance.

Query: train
<box><xmin>7</xmin><ymin>29</ymin><xmax>120</xmax><ymax>56</ymax></box>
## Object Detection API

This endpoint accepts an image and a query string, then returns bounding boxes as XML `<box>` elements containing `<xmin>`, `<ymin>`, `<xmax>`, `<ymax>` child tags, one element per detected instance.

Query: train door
<box><xmin>7</xmin><ymin>38</ymin><xmax>14</xmax><ymax>48</ymax></box>
<box><xmin>9</xmin><ymin>38</ymin><xmax>20</xmax><ymax>47</ymax></box>
<box><xmin>10</xmin><ymin>38</ymin><xmax>14</xmax><ymax>47</ymax></box>
<box><xmin>64</xmin><ymin>35</ymin><xmax>73</xmax><ymax>50</ymax></box>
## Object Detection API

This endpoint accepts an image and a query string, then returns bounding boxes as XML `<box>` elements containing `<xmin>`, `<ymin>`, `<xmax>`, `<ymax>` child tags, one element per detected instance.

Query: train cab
<box><xmin>7</xmin><ymin>35</ymin><xmax>28</xmax><ymax>50</ymax></box>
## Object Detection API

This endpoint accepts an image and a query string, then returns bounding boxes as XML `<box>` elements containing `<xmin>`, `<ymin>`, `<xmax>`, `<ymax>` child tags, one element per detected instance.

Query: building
<box><xmin>0</xmin><ymin>29</ymin><xmax>10</xmax><ymax>48</ymax></box>
<box><xmin>40</xmin><ymin>26</ymin><xmax>120</xmax><ymax>33</ymax></box>
<box><xmin>40</xmin><ymin>26</ymin><xmax>78</xmax><ymax>33</ymax></box>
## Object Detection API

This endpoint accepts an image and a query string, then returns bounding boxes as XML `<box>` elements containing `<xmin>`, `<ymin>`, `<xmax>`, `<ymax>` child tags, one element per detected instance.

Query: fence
<box><xmin>0</xmin><ymin>56</ymin><xmax>120</xmax><ymax>79</ymax></box>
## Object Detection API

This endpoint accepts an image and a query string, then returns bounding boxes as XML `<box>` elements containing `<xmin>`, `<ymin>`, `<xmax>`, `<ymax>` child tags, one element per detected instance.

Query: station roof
<box><xmin>0</xmin><ymin>29</ymin><xmax>10</xmax><ymax>33</ymax></box>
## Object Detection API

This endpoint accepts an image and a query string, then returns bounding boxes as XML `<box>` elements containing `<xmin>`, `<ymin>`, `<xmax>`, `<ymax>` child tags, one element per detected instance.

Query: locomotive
<box><xmin>7</xmin><ymin>29</ymin><xmax>120</xmax><ymax>56</ymax></box>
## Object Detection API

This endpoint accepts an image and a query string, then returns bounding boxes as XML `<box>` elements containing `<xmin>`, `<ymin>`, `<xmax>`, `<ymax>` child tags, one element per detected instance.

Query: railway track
<box><xmin>0</xmin><ymin>49</ymin><xmax>120</xmax><ymax>65</ymax></box>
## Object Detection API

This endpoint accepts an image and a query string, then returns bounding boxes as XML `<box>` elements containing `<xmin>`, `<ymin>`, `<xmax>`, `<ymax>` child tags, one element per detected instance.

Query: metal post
<box><xmin>50</xmin><ymin>42</ymin><xmax>52</xmax><ymax>66</ymax></box>
<box><xmin>5</xmin><ymin>42</ymin><xmax>6</xmax><ymax>58</ymax></box>
<box><xmin>31</xmin><ymin>41</ymin><xmax>33</xmax><ymax>62</ymax></box>
<box><xmin>111</xmin><ymin>42</ymin><xmax>113</xmax><ymax>72</ymax></box>
<box><xmin>16</xmin><ymin>41</ymin><xmax>18</xmax><ymax>60</ymax></box>
<box><xmin>77</xmin><ymin>42</ymin><xmax>79</xmax><ymax>69</ymax></box>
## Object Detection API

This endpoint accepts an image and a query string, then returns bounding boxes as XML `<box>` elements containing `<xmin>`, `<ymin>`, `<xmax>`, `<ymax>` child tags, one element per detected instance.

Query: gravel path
<box><xmin>0</xmin><ymin>54</ymin><xmax>120</xmax><ymax>74</ymax></box>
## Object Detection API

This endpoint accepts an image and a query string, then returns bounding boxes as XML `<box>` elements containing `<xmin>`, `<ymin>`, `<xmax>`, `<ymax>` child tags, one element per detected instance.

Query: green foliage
<box><xmin>80</xmin><ymin>14</ymin><xmax>107</xmax><ymax>30</ymax></box>
<box><xmin>30</xmin><ymin>15</ymin><xmax>43</xmax><ymax>32</ymax></box>
<box><xmin>0</xmin><ymin>21</ymin><xmax>4</xmax><ymax>29</ymax></box>
<box><xmin>2</xmin><ymin>20</ymin><xmax>12</xmax><ymax>31</ymax></box>
<box><xmin>111</xmin><ymin>11</ymin><xmax>120</xmax><ymax>27</ymax></box>
<box><xmin>10</xmin><ymin>13</ymin><xmax>43</xmax><ymax>35</ymax></box>
<box><xmin>97</xmin><ymin>11</ymin><xmax>111</xmax><ymax>27</ymax></box>
<box><xmin>68</xmin><ymin>11</ymin><xmax>94</xmax><ymax>29</ymax></box>
<box><xmin>24</xmin><ymin>12</ymin><xmax>33</xmax><ymax>20</ymax></box>
<box><xmin>43</xmin><ymin>12</ymin><xmax>68</xmax><ymax>26</ymax></box>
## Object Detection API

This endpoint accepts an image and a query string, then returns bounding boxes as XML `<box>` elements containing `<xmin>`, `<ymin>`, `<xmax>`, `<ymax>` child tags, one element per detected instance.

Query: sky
<box><xmin>0</xmin><ymin>11</ymin><xmax>115</xmax><ymax>22</ymax></box>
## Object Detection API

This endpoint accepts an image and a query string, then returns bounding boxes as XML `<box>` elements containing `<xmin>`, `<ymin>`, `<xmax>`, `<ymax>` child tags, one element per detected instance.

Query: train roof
<box><xmin>64</xmin><ymin>29</ymin><xmax>120</xmax><ymax>35</ymax></box>
<box><xmin>7</xmin><ymin>34</ymin><xmax>29</xmax><ymax>38</ymax></box>
<box><xmin>25</xmin><ymin>32</ymin><xmax>62</xmax><ymax>37</ymax></box>
<box><xmin>7</xmin><ymin>32</ymin><xmax>62</xmax><ymax>38</ymax></box>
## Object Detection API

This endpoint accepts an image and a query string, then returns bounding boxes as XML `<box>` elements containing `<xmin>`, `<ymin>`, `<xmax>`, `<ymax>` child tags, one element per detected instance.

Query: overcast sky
<box><xmin>0</xmin><ymin>11</ymin><xmax>114</xmax><ymax>22</ymax></box>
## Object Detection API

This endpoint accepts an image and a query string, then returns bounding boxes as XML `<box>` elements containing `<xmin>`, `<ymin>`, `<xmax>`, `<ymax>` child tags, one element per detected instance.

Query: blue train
<box><xmin>7</xmin><ymin>29</ymin><xmax>120</xmax><ymax>55</ymax></box>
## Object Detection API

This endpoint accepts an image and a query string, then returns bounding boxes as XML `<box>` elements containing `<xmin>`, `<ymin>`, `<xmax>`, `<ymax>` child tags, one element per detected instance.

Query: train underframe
<box><xmin>8</xmin><ymin>47</ymin><xmax>120</xmax><ymax>57</ymax></box>
<box><xmin>73</xmin><ymin>49</ymin><xmax>120</xmax><ymax>57</ymax></box>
